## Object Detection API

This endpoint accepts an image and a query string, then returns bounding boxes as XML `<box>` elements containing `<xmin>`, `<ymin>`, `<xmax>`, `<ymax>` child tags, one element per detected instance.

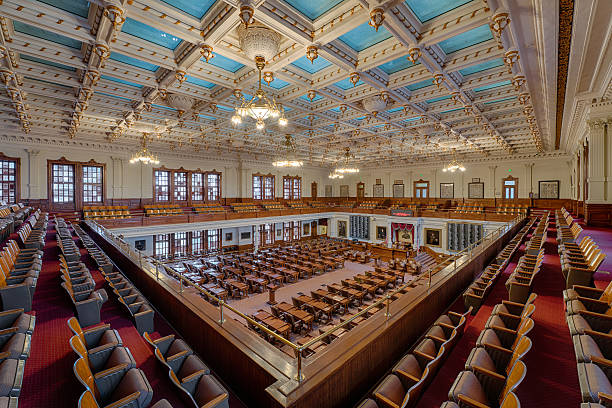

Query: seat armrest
<box><xmin>105</xmin><ymin>391</ymin><xmax>141</xmax><ymax>408</ymax></box>
<box><xmin>456</xmin><ymin>393</ymin><xmax>490</xmax><ymax>408</ymax></box>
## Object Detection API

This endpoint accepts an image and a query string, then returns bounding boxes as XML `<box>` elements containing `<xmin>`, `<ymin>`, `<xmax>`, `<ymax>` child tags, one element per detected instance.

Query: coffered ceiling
<box><xmin>0</xmin><ymin>0</ymin><xmax>560</xmax><ymax>167</ymax></box>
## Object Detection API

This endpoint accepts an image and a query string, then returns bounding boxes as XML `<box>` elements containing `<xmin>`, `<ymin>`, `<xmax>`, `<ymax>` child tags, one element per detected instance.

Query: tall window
<box><xmin>414</xmin><ymin>180</ymin><xmax>429</xmax><ymax>198</ymax></box>
<box><xmin>207</xmin><ymin>173</ymin><xmax>220</xmax><ymax>201</ymax></box>
<box><xmin>283</xmin><ymin>176</ymin><xmax>301</xmax><ymax>199</ymax></box>
<box><xmin>503</xmin><ymin>176</ymin><xmax>518</xmax><ymax>199</ymax></box>
<box><xmin>260</xmin><ymin>223</ymin><xmax>274</xmax><ymax>245</ymax></box>
<box><xmin>154</xmin><ymin>170</ymin><xmax>170</xmax><ymax>202</ymax></box>
<box><xmin>207</xmin><ymin>229</ymin><xmax>220</xmax><ymax>251</ymax></box>
<box><xmin>0</xmin><ymin>155</ymin><xmax>19</xmax><ymax>204</ymax></box>
<box><xmin>191</xmin><ymin>231</ymin><xmax>203</xmax><ymax>254</ymax></box>
<box><xmin>253</xmin><ymin>174</ymin><xmax>274</xmax><ymax>200</ymax></box>
<box><xmin>82</xmin><ymin>165</ymin><xmax>103</xmax><ymax>203</ymax></box>
<box><xmin>283</xmin><ymin>222</ymin><xmax>292</xmax><ymax>241</ymax></box>
<box><xmin>154</xmin><ymin>234</ymin><xmax>170</xmax><ymax>258</ymax></box>
<box><xmin>174</xmin><ymin>172</ymin><xmax>187</xmax><ymax>201</ymax></box>
<box><xmin>174</xmin><ymin>232</ymin><xmax>188</xmax><ymax>257</ymax></box>
<box><xmin>191</xmin><ymin>173</ymin><xmax>204</xmax><ymax>201</ymax></box>
<box><xmin>293</xmin><ymin>221</ymin><xmax>301</xmax><ymax>240</ymax></box>
<box><xmin>52</xmin><ymin>164</ymin><xmax>75</xmax><ymax>203</ymax></box>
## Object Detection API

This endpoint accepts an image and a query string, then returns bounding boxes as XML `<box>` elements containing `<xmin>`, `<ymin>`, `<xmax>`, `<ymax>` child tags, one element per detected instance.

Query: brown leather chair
<box><xmin>465</xmin><ymin>336</ymin><xmax>532</xmax><ymax>377</ymax></box>
<box><xmin>573</xmin><ymin>330</ymin><xmax>612</xmax><ymax>363</ymax></box>
<box><xmin>371</xmin><ymin>371</ymin><xmax>429</xmax><ymax>408</ymax></box>
<box><xmin>67</xmin><ymin>318</ymin><xmax>123</xmax><ymax>353</ymax></box>
<box><xmin>70</xmin><ymin>335</ymin><xmax>136</xmax><ymax>380</ymax></box>
<box><xmin>0</xmin><ymin>351</ymin><xmax>24</xmax><ymax>397</ymax></box>
<box><xmin>168</xmin><ymin>370</ymin><xmax>229</xmax><ymax>408</ymax></box>
<box><xmin>0</xmin><ymin>309</ymin><xmax>35</xmax><ymax>334</ymax></box>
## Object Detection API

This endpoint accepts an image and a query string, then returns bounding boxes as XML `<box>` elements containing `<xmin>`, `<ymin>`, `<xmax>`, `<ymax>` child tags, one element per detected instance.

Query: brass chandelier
<box><xmin>130</xmin><ymin>134</ymin><xmax>159</xmax><ymax>165</ymax></box>
<box><xmin>334</xmin><ymin>147</ymin><xmax>359</xmax><ymax>174</ymax></box>
<box><xmin>231</xmin><ymin>57</ymin><xmax>287</xmax><ymax>130</ymax></box>
<box><xmin>272</xmin><ymin>135</ymin><xmax>302</xmax><ymax>167</ymax></box>
<box><xmin>442</xmin><ymin>152</ymin><xmax>466</xmax><ymax>172</ymax></box>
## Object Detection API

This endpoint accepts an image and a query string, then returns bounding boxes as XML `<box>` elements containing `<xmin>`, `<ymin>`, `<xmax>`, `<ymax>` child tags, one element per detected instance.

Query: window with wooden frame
<box><xmin>191</xmin><ymin>173</ymin><xmax>204</xmax><ymax>201</ymax></box>
<box><xmin>293</xmin><ymin>221</ymin><xmax>301</xmax><ymax>240</ymax></box>
<box><xmin>207</xmin><ymin>172</ymin><xmax>221</xmax><ymax>201</ymax></box>
<box><xmin>206</xmin><ymin>229</ymin><xmax>221</xmax><ymax>251</ymax></box>
<box><xmin>154</xmin><ymin>170</ymin><xmax>170</xmax><ymax>202</ymax></box>
<box><xmin>173</xmin><ymin>232</ymin><xmax>188</xmax><ymax>257</ymax></box>
<box><xmin>173</xmin><ymin>172</ymin><xmax>188</xmax><ymax>201</ymax></box>
<box><xmin>283</xmin><ymin>176</ymin><xmax>301</xmax><ymax>199</ymax></box>
<box><xmin>51</xmin><ymin>163</ymin><xmax>75</xmax><ymax>204</ymax></box>
<box><xmin>283</xmin><ymin>222</ymin><xmax>292</xmax><ymax>241</ymax></box>
<box><xmin>253</xmin><ymin>173</ymin><xmax>275</xmax><ymax>200</ymax></box>
<box><xmin>502</xmin><ymin>175</ymin><xmax>518</xmax><ymax>199</ymax></box>
<box><xmin>253</xmin><ymin>175</ymin><xmax>263</xmax><ymax>200</ymax></box>
<box><xmin>154</xmin><ymin>234</ymin><xmax>170</xmax><ymax>259</ymax></box>
<box><xmin>82</xmin><ymin>165</ymin><xmax>103</xmax><ymax>203</ymax></box>
<box><xmin>260</xmin><ymin>223</ymin><xmax>274</xmax><ymax>245</ymax></box>
<box><xmin>0</xmin><ymin>153</ymin><xmax>20</xmax><ymax>204</ymax></box>
<box><xmin>191</xmin><ymin>231</ymin><xmax>203</xmax><ymax>254</ymax></box>
<box><xmin>413</xmin><ymin>179</ymin><xmax>429</xmax><ymax>198</ymax></box>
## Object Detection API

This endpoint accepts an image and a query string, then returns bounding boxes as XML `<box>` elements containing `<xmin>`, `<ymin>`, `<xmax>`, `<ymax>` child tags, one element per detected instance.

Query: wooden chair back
<box><xmin>507</xmin><ymin>336</ymin><xmax>532</xmax><ymax>375</ymax></box>
<box><xmin>501</xmin><ymin>360</ymin><xmax>526</xmax><ymax>401</ymax></box>
<box><xmin>74</xmin><ymin>357</ymin><xmax>98</xmax><ymax>398</ymax></box>
<box><xmin>78</xmin><ymin>390</ymin><xmax>99</xmax><ymax>408</ymax></box>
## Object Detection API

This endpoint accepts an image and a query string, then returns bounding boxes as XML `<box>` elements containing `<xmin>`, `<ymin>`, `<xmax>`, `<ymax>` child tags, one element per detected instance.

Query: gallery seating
<box><xmin>144</xmin><ymin>204</ymin><xmax>183</xmax><ymax>216</ymax></box>
<box><xmin>193</xmin><ymin>203</ymin><xmax>226</xmax><ymax>214</ymax></box>
<box><xmin>83</xmin><ymin>206</ymin><xmax>131</xmax><ymax>220</ymax></box>
<box><xmin>261</xmin><ymin>201</ymin><xmax>285</xmax><ymax>210</ymax></box>
<box><xmin>231</xmin><ymin>203</ymin><xmax>260</xmax><ymax>213</ymax></box>
<box><xmin>496</xmin><ymin>204</ymin><xmax>528</xmax><ymax>215</ymax></box>
<box><xmin>358</xmin><ymin>201</ymin><xmax>378</xmax><ymax>209</ymax></box>
<box><xmin>287</xmin><ymin>201</ymin><xmax>308</xmax><ymax>209</ymax></box>
<box><xmin>454</xmin><ymin>204</ymin><xmax>484</xmax><ymax>214</ymax></box>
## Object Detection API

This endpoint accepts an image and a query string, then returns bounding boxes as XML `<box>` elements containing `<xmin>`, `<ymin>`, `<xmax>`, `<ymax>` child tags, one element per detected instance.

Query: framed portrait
<box><xmin>376</xmin><ymin>226</ymin><xmax>387</xmax><ymax>240</ymax></box>
<box><xmin>340</xmin><ymin>185</ymin><xmax>349</xmax><ymax>197</ymax></box>
<box><xmin>538</xmin><ymin>180</ymin><xmax>559</xmax><ymax>199</ymax></box>
<box><xmin>468</xmin><ymin>182</ymin><xmax>484</xmax><ymax>199</ymax></box>
<box><xmin>440</xmin><ymin>183</ymin><xmax>454</xmax><ymax>199</ymax></box>
<box><xmin>276</xmin><ymin>229</ymin><xmax>282</xmax><ymax>237</ymax></box>
<box><xmin>225</xmin><ymin>232</ymin><xmax>233</xmax><ymax>241</ymax></box>
<box><xmin>373</xmin><ymin>184</ymin><xmax>384</xmax><ymax>197</ymax></box>
<box><xmin>338</xmin><ymin>220</ymin><xmax>347</xmax><ymax>238</ymax></box>
<box><xmin>424</xmin><ymin>228</ymin><xmax>442</xmax><ymax>248</ymax></box>
<box><xmin>135</xmin><ymin>240</ymin><xmax>146</xmax><ymax>251</ymax></box>
<box><xmin>325</xmin><ymin>185</ymin><xmax>332</xmax><ymax>197</ymax></box>
<box><xmin>393</xmin><ymin>183</ymin><xmax>405</xmax><ymax>198</ymax></box>
<box><xmin>303</xmin><ymin>223</ymin><xmax>310</xmax><ymax>235</ymax></box>
<box><xmin>240</xmin><ymin>232</ymin><xmax>250</xmax><ymax>240</ymax></box>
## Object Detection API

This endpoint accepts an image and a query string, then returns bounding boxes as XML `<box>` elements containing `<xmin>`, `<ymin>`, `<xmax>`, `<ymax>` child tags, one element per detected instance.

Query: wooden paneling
<box><xmin>585</xmin><ymin>203</ymin><xmax>612</xmax><ymax>226</ymax></box>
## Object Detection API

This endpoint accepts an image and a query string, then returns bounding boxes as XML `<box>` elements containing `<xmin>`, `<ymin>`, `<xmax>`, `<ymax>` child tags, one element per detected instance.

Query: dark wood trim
<box><xmin>413</xmin><ymin>179</ymin><xmax>429</xmax><ymax>198</ymax></box>
<box><xmin>253</xmin><ymin>173</ymin><xmax>275</xmax><ymax>200</ymax></box>
<box><xmin>311</xmin><ymin>182</ymin><xmax>317</xmax><ymax>199</ymax></box>
<box><xmin>501</xmin><ymin>175</ymin><xmax>519</xmax><ymax>199</ymax></box>
<box><xmin>153</xmin><ymin>166</ymin><xmax>222</xmax><ymax>204</ymax></box>
<box><xmin>356</xmin><ymin>182</ymin><xmax>365</xmax><ymax>198</ymax></box>
<box><xmin>555</xmin><ymin>0</ymin><xmax>575</xmax><ymax>149</ymax></box>
<box><xmin>47</xmin><ymin>157</ymin><xmax>106</xmax><ymax>212</ymax></box>
<box><xmin>282</xmin><ymin>175</ymin><xmax>302</xmax><ymax>200</ymax></box>
<box><xmin>0</xmin><ymin>152</ymin><xmax>20</xmax><ymax>204</ymax></box>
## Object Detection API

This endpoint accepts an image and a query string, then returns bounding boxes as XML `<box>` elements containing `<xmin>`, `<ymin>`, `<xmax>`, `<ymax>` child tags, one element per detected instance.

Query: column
<box><xmin>406</xmin><ymin>171</ymin><xmax>413</xmax><ymax>197</ymax></box>
<box><xmin>253</xmin><ymin>223</ymin><xmax>261</xmax><ymax>251</ymax></box>
<box><xmin>524</xmin><ymin>162</ymin><xmax>534</xmax><ymax>197</ymax></box>
<box><xmin>586</xmin><ymin>120</ymin><xmax>607</xmax><ymax>203</ymax></box>
<box><xmin>111</xmin><ymin>156</ymin><xmax>123</xmax><ymax>199</ymax></box>
<box><xmin>25</xmin><ymin>149</ymin><xmax>40</xmax><ymax>199</ymax></box>
<box><xmin>606</xmin><ymin>119</ymin><xmax>612</xmax><ymax>201</ymax></box>
<box><xmin>488</xmin><ymin>165</ymin><xmax>497</xmax><ymax>198</ymax></box>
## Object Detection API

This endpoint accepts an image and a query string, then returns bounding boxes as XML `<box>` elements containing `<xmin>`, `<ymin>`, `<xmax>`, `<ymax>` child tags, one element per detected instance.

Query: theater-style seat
<box><xmin>0</xmin><ymin>328</ymin><xmax>30</xmax><ymax>360</ymax></box>
<box><xmin>371</xmin><ymin>372</ymin><xmax>428</xmax><ymax>408</ymax></box>
<box><xmin>564</xmin><ymin>282</ymin><xmax>612</xmax><ymax>305</ymax></box>
<box><xmin>567</xmin><ymin>311</ymin><xmax>612</xmax><ymax>336</ymax></box>
<box><xmin>485</xmin><ymin>304</ymin><xmax>535</xmax><ymax>330</ymax></box>
<box><xmin>573</xmin><ymin>331</ymin><xmax>612</xmax><ymax>363</ymax></box>
<box><xmin>144</xmin><ymin>333</ymin><xmax>193</xmax><ymax>368</ymax></box>
<box><xmin>0</xmin><ymin>309</ymin><xmax>35</xmax><ymax>334</ymax></box>
<box><xmin>578</xmin><ymin>359</ymin><xmax>612</xmax><ymax>403</ymax></box>
<box><xmin>67</xmin><ymin>318</ymin><xmax>123</xmax><ymax>352</ymax></box>
<box><xmin>63</xmin><ymin>284</ymin><xmax>108</xmax><ymax>327</ymax></box>
<box><xmin>0</xmin><ymin>351</ymin><xmax>24</xmax><ymax>397</ymax></box>
<box><xmin>118</xmin><ymin>298</ymin><xmax>154</xmax><ymax>335</ymax></box>
<box><xmin>169</xmin><ymin>370</ymin><xmax>229</xmax><ymax>408</ymax></box>
<box><xmin>476</xmin><ymin>317</ymin><xmax>534</xmax><ymax>351</ymax></box>
<box><xmin>74</xmin><ymin>357</ymin><xmax>153</xmax><ymax>408</ymax></box>
<box><xmin>70</xmin><ymin>336</ymin><xmax>137</xmax><ymax>379</ymax></box>
<box><xmin>465</xmin><ymin>336</ymin><xmax>532</xmax><ymax>377</ymax></box>
<box><xmin>491</xmin><ymin>294</ymin><xmax>537</xmax><ymax>317</ymax></box>
<box><xmin>0</xmin><ymin>268</ymin><xmax>35</xmax><ymax>312</ymax></box>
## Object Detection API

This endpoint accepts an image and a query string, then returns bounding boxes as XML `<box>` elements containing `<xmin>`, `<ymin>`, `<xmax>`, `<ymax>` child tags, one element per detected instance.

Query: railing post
<box><xmin>296</xmin><ymin>349</ymin><xmax>303</xmax><ymax>382</ymax></box>
<box><xmin>179</xmin><ymin>272</ymin><xmax>183</xmax><ymax>294</ymax></box>
<box><xmin>155</xmin><ymin>261</ymin><xmax>159</xmax><ymax>281</ymax></box>
<box><xmin>218</xmin><ymin>301</ymin><xmax>225</xmax><ymax>324</ymax></box>
<box><xmin>385</xmin><ymin>294</ymin><xmax>391</xmax><ymax>318</ymax></box>
<box><xmin>428</xmin><ymin>267</ymin><xmax>432</xmax><ymax>288</ymax></box>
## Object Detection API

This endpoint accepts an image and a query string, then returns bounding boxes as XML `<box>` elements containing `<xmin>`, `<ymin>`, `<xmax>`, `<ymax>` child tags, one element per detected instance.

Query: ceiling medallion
<box><xmin>349</xmin><ymin>72</ymin><xmax>360</xmax><ymax>87</ymax></box>
<box><xmin>362</xmin><ymin>94</ymin><xmax>389</xmax><ymax>117</ymax></box>
<box><xmin>407</xmin><ymin>47</ymin><xmax>421</xmax><ymax>64</ymax></box>
<box><xmin>237</xmin><ymin>24</ymin><xmax>281</xmax><ymax>62</ymax></box>
<box><xmin>306</xmin><ymin>45</ymin><xmax>318</xmax><ymax>63</ymax></box>
<box><xmin>369</xmin><ymin>8</ymin><xmax>385</xmax><ymax>32</ymax></box>
<box><xmin>272</xmin><ymin>135</ymin><xmax>303</xmax><ymax>167</ymax></box>
<box><xmin>200</xmin><ymin>44</ymin><xmax>214</xmax><ymax>62</ymax></box>
<box><xmin>307</xmin><ymin>90</ymin><xmax>316</xmax><ymax>101</ymax></box>
<box><xmin>175</xmin><ymin>70</ymin><xmax>187</xmax><ymax>84</ymax></box>
<box><xmin>239</xmin><ymin>3</ymin><xmax>254</xmax><ymax>28</ymax></box>
<box><xmin>432</xmin><ymin>73</ymin><xmax>444</xmax><ymax>88</ymax></box>
<box><xmin>130</xmin><ymin>134</ymin><xmax>160</xmax><ymax>165</ymax></box>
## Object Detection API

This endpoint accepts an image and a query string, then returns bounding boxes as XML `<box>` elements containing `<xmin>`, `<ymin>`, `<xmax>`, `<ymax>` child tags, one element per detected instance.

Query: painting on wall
<box><xmin>276</xmin><ymin>229</ymin><xmax>282</xmax><ymax>237</ymax></box>
<box><xmin>539</xmin><ymin>180</ymin><xmax>560</xmax><ymax>199</ymax></box>
<box><xmin>338</xmin><ymin>220</ymin><xmax>347</xmax><ymax>238</ymax></box>
<box><xmin>424</xmin><ymin>228</ymin><xmax>441</xmax><ymax>248</ymax></box>
<box><xmin>135</xmin><ymin>240</ymin><xmax>146</xmax><ymax>251</ymax></box>
<box><xmin>225</xmin><ymin>232</ymin><xmax>233</xmax><ymax>241</ymax></box>
<box><xmin>325</xmin><ymin>185</ymin><xmax>332</xmax><ymax>197</ymax></box>
<box><xmin>240</xmin><ymin>232</ymin><xmax>250</xmax><ymax>240</ymax></box>
<box><xmin>393</xmin><ymin>183</ymin><xmax>404</xmax><ymax>198</ymax></box>
<box><xmin>340</xmin><ymin>185</ymin><xmax>349</xmax><ymax>197</ymax></box>
<box><xmin>440</xmin><ymin>183</ymin><xmax>454</xmax><ymax>199</ymax></box>
<box><xmin>303</xmin><ymin>223</ymin><xmax>310</xmax><ymax>235</ymax></box>
<box><xmin>468</xmin><ymin>182</ymin><xmax>485</xmax><ymax>199</ymax></box>
<box><xmin>373</xmin><ymin>184</ymin><xmax>384</xmax><ymax>197</ymax></box>
<box><xmin>376</xmin><ymin>226</ymin><xmax>387</xmax><ymax>240</ymax></box>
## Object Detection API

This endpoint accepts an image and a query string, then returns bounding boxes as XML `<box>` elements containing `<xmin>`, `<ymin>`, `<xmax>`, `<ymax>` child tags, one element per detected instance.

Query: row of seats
<box><xmin>358</xmin><ymin>201</ymin><xmax>378</xmax><ymax>209</ymax></box>
<box><xmin>308</xmin><ymin>201</ymin><xmax>329</xmax><ymax>208</ymax></box>
<box><xmin>193</xmin><ymin>203</ymin><xmax>226</xmax><ymax>214</ymax></box>
<box><xmin>496</xmin><ymin>204</ymin><xmax>528</xmax><ymax>215</ymax></box>
<box><xmin>57</xmin><ymin>220</ymin><xmax>108</xmax><ymax>327</ymax></box>
<box><xmin>564</xmin><ymin>281</ymin><xmax>612</xmax><ymax>406</ymax></box>
<box><xmin>440</xmin><ymin>293</ymin><xmax>537</xmax><ymax>407</ymax></box>
<box><xmin>83</xmin><ymin>206</ymin><xmax>131</xmax><ymax>220</ymax></box>
<box><xmin>231</xmin><ymin>203</ymin><xmax>260</xmax><ymax>213</ymax></box>
<box><xmin>505</xmin><ymin>248</ymin><xmax>544</xmax><ymax>304</ymax></box>
<box><xmin>357</xmin><ymin>307</ymin><xmax>472</xmax><ymax>407</ymax></box>
<box><xmin>144</xmin><ymin>204</ymin><xmax>183</xmax><ymax>217</ymax></box>
<box><xmin>454</xmin><ymin>204</ymin><xmax>484</xmax><ymax>214</ymax></box>
<box><xmin>144</xmin><ymin>332</ymin><xmax>229</xmax><ymax>408</ymax></box>
<box><xmin>524</xmin><ymin>213</ymin><xmax>548</xmax><ymax>255</ymax></box>
<box><xmin>287</xmin><ymin>201</ymin><xmax>308</xmax><ymax>209</ymax></box>
<box><xmin>261</xmin><ymin>201</ymin><xmax>285</xmax><ymax>210</ymax></box>
<box><xmin>463</xmin><ymin>219</ymin><xmax>534</xmax><ymax>312</ymax></box>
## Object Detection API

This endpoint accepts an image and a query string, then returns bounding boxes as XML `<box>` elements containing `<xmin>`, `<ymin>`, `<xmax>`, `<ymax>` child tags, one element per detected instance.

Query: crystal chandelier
<box><xmin>328</xmin><ymin>172</ymin><xmax>344</xmax><ymax>179</ymax></box>
<box><xmin>272</xmin><ymin>135</ymin><xmax>302</xmax><ymax>167</ymax></box>
<box><xmin>232</xmin><ymin>25</ymin><xmax>287</xmax><ymax>130</ymax></box>
<box><xmin>442</xmin><ymin>155</ymin><xmax>466</xmax><ymax>172</ymax></box>
<box><xmin>130</xmin><ymin>134</ymin><xmax>159</xmax><ymax>165</ymax></box>
<box><xmin>335</xmin><ymin>147</ymin><xmax>359</xmax><ymax>174</ymax></box>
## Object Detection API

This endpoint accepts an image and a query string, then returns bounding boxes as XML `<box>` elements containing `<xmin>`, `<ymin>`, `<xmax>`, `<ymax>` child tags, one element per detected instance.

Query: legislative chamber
<box><xmin>0</xmin><ymin>0</ymin><xmax>611</xmax><ymax>407</ymax></box>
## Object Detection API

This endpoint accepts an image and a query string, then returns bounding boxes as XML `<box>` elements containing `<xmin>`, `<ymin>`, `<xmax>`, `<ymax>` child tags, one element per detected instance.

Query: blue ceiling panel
<box><xmin>473</xmin><ymin>80</ymin><xmax>511</xmax><ymax>92</ymax></box>
<box><xmin>338</xmin><ymin>22</ymin><xmax>392</xmax><ymax>52</ymax></box>
<box><xmin>284</xmin><ymin>0</ymin><xmax>345</xmax><ymax>20</ymax></box>
<box><xmin>404</xmin><ymin>0</ymin><xmax>471</xmax><ymax>23</ymax></box>
<box><xmin>268</xmin><ymin>78</ymin><xmax>290</xmax><ymax>89</ymax></box>
<box><xmin>121</xmin><ymin>18</ymin><xmax>181</xmax><ymax>50</ymax></box>
<box><xmin>379</xmin><ymin>56</ymin><xmax>417</xmax><ymax>74</ymax></box>
<box><xmin>159</xmin><ymin>0</ymin><xmax>216</xmax><ymax>19</ymax></box>
<box><xmin>426</xmin><ymin>95</ymin><xmax>451</xmax><ymax>104</ymax></box>
<box><xmin>438</xmin><ymin>24</ymin><xmax>492</xmax><ymax>54</ymax></box>
<box><xmin>484</xmin><ymin>96</ymin><xmax>515</xmax><ymax>104</ymax></box>
<box><xmin>406</xmin><ymin>79</ymin><xmax>433</xmax><ymax>91</ymax></box>
<box><xmin>185</xmin><ymin>75</ymin><xmax>215</xmax><ymax>88</ymax></box>
<box><xmin>101</xmin><ymin>75</ymin><xmax>143</xmax><ymax>88</ymax></box>
<box><xmin>13</xmin><ymin>20</ymin><xmax>82</xmax><ymax>49</ymax></box>
<box><xmin>334</xmin><ymin>77</ymin><xmax>364</xmax><ymax>90</ymax></box>
<box><xmin>110</xmin><ymin>52</ymin><xmax>159</xmax><ymax>71</ymax></box>
<box><xmin>291</xmin><ymin>56</ymin><xmax>332</xmax><ymax>74</ymax></box>
<box><xmin>459</xmin><ymin>58</ymin><xmax>504</xmax><ymax>76</ymax></box>
<box><xmin>204</xmin><ymin>53</ymin><xmax>245</xmax><ymax>73</ymax></box>
<box><xmin>300</xmin><ymin>94</ymin><xmax>324</xmax><ymax>102</ymax></box>
<box><xmin>20</xmin><ymin>54</ymin><xmax>75</xmax><ymax>71</ymax></box>
<box><xmin>36</xmin><ymin>0</ymin><xmax>89</xmax><ymax>17</ymax></box>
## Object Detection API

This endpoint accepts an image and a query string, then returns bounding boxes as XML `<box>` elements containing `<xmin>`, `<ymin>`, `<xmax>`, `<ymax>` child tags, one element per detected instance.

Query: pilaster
<box><xmin>488</xmin><ymin>165</ymin><xmax>497</xmax><ymax>197</ymax></box>
<box><xmin>586</xmin><ymin>120</ymin><xmax>607</xmax><ymax>203</ymax></box>
<box><xmin>111</xmin><ymin>156</ymin><xmax>124</xmax><ymax>199</ymax></box>
<box><xmin>523</xmin><ymin>162</ymin><xmax>534</xmax><ymax>196</ymax></box>
<box><xmin>25</xmin><ymin>149</ymin><xmax>40</xmax><ymax>199</ymax></box>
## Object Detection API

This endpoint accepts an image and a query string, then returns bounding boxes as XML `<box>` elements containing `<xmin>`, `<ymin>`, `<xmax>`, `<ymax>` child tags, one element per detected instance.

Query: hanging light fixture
<box><xmin>233</xmin><ymin>25</ymin><xmax>287</xmax><ymax>130</ymax></box>
<box><xmin>328</xmin><ymin>172</ymin><xmax>344</xmax><ymax>179</ymax></box>
<box><xmin>335</xmin><ymin>147</ymin><xmax>359</xmax><ymax>174</ymax></box>
<box><xmin>272</xmin><ymin>134</ymin><xmax>303</xmax><ymax>167</ymax></box>
<box><xmin>130</xmin><ymin>134</ymin><xmax>160</xmax><ymax>165</ymax></box>
<box><xmin>442</xmin><ymin>151</ymin><xmax>466</xmax><ymax>172</ymax></box>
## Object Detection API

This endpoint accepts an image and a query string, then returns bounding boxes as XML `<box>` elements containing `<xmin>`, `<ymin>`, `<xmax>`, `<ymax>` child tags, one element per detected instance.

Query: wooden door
<box><xmin>357</xmin><ymin>182</ymin><xmax>365</xmax><ymax>198</ymax></box>
<box><xmin>311</xmin><ymin>182</ymin><xmax>317</xmax><ymax>199</ymax></box>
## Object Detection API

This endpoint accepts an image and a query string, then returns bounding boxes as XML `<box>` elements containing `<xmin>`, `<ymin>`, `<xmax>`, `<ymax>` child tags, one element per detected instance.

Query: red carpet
<box><xmin>18</xmin><ymin>222</ymin><xmax>246</xmax><ymax>407</ymax></box>
<box><xmin>418</xmin><ymin>219</ymin><xmax>582</xmax><ymax>407</ymax></box>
